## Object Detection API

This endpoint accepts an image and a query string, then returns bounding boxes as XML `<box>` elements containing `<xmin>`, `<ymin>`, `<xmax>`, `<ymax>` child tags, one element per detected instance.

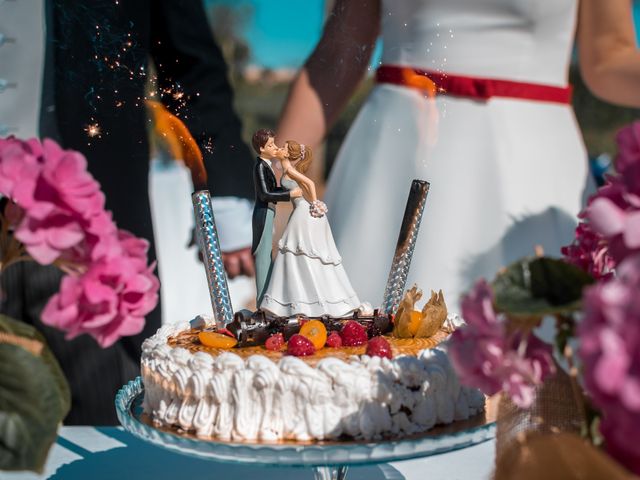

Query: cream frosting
<box><xmin>141</xmin><ymin>320</ymin><xmax>485</xmax><ymax>441</ymax></box>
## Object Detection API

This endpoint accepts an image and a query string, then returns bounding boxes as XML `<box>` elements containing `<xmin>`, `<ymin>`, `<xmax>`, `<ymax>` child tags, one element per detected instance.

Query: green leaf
<box><xmin>0</xmin><ymin>316</ymin><xmax>70</xmax><ymax>473</ymax></box>
<box><xmin>492</xmin><ymin>257</ymin><xmax>595</xmax><ymax>318</ymax></box>
<box><xmin>0</xmin><ymin>316</ymin><xmax>70</xmax><ymax>418</ymax></box>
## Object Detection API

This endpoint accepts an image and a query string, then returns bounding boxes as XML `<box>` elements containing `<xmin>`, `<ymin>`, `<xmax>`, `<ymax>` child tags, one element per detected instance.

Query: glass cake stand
<box><xmin>116</xmin><ymin>377</ymin><xmax>496</xmax><ymax>480</ymax></box>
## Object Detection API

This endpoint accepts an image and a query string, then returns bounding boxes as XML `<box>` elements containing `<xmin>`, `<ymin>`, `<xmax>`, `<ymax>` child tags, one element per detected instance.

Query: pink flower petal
<box><xmin>623</xmin><ymin>211</ymin><xmax>640</xmax><ymax>249</ymax></box>
<box><xmin>588</xmin><ymin>198</ymin><xmax>626</xmax><ymax>237</ymax></box>
<box><xmin>46</xmin><ymin>223</ymin><xmax>85</xmax><ymax>249</ymax></box>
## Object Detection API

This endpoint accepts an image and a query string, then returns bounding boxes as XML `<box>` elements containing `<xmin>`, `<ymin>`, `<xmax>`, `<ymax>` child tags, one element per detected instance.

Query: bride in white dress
<box><xmin>277</xmin><ymin>0</ymin><xmax>640</xmax><ymax>307</ymax></box>
<box><xmin>259</xmin><ymin>141</ymin><xmax>362</xmax><ymax>317</ymax></box>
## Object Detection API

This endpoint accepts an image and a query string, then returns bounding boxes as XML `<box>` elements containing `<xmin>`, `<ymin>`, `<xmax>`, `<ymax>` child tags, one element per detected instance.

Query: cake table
<box><xmin>116</xmin><ymin>377</ymin><xmax>496</xmax><ymax>480</ymax></box>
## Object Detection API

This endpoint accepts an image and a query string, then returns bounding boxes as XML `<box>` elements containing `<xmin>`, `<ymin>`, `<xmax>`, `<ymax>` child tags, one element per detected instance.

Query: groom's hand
<box><xmin>222</xmin><ymin>247</ymin><xmax>255</xmax><ymax>278</ymax></box>
<box><xmin>187</xmin><ymin>229</ymin><xmax>255</xmax><ymax>278</ymax></box>
<box><xmin>290</xmin><ymin>187</ymin><xmax>303</xmax><ymax>198</ymax></box>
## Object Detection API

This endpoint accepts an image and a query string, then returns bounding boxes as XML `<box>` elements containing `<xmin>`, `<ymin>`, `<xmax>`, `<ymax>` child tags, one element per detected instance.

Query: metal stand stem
<box><xmin>313</xmin><ymin>466</ymin><xmax>349</xmax><ymax>480</ymax></box>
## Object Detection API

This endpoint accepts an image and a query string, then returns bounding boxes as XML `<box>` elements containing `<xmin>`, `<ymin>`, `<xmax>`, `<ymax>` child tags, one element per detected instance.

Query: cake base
<box><xmin>142</xmin><ymin>320</ymin><xmax>485</xmax><ymax>443</ymax></box>
<box><xmin>117</xmin><ymin>376</ymin><xmax>496</xmax><ymax>459</ymax></box>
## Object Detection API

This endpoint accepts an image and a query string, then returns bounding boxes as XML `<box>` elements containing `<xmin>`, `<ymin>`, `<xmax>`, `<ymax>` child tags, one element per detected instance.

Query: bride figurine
<box><xmin>259</xmin><ymin>141</ymin><xmax>362</xmax><ymax>317</ymax></box>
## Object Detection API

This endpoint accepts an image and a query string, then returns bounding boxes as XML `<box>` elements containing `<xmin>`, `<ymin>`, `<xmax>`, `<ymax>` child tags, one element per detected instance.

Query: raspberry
<box><xmin>265</xmin><ymin>333</ymin><xmax>285</xmax><ymax>351</ymax></box>
<box><xmin>366</xmin><ymin>336</ymin><xmax>393</xmax><ymax>359</ymax></box>
<box><xmin>326</xmin><ymin>331</ymin><xmax>343</xmax><ymax>348</ymax></box>
<box><xmin>286</xmin><ymin>334</ymin><xmax>316</xmax><ymax>356</ymax></box>
<box><xmin>340</xmin><ymin>320</ymin><xmax>368</xmax><ymax>347</ymax></box>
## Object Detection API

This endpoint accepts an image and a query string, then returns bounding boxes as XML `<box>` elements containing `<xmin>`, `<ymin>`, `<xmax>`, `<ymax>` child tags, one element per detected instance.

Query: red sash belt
<box><xmin>376</xmin><ymin>65</ymin><xmax>572</xmax><ymax>104</ymax></box>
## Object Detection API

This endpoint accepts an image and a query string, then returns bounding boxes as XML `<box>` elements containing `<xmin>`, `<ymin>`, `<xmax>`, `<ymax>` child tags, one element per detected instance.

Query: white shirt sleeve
<box><xmin>211</xmin><ymin>196</ymin><xmax>254</xmax><ymax>252</ymax></box>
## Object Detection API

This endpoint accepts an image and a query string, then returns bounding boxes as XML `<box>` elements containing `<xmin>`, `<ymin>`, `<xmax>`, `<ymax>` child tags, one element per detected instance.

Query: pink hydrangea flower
<box><xmin>449</xmin><ymin>279</ymin><xmax>556</xmax><ymax>408</ymax></box>
<box><xmin>1</xmin><ymin>137</ymin><xmax>103</xmax><ymax>264</ymax></box>
<box><xmin>580</xmin><ymin>253</ymin><xmax>640</xmax><ymax>474</ymax></box>
<box><xmin>0</xmin><ymin>137</ymin><xmax>42</xmax><ymax>207</ymax></box>
<box><xmin>41</xmin><ymin>234</ymin><xmax>159</xmax><ymax>348</ymax></box>
<box><xmin>15</xmin><ymin>214</ymin><xmax>86</xmax><ymax>264</ymax></box>
<box><xmin>1</xmin><ymin>136</ymin><xmax>159</xmax><ymax>348</ymax></box>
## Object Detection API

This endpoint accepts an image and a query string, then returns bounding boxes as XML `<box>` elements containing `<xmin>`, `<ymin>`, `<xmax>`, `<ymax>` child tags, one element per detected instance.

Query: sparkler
<box><xmin>381</xmin><ymin>180</ymin><xmax>430</xmax><ymax>314</ymax></box>
<box><xmin>84</xmin><ymin>123</ymin><xmax>102</xmax><ymax>138</ymax></box>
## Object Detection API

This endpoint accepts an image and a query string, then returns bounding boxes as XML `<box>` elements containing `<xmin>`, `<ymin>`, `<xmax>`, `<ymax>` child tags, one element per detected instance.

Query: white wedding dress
<box><xmin>325</xmin><ymin>0</ymin><xmax>591</xmax><ymax>308</ymax></box>
<box><xmin>259</xmin><ymin>176</ymin><xmax>362</xmax><ymax>317</ymax></box>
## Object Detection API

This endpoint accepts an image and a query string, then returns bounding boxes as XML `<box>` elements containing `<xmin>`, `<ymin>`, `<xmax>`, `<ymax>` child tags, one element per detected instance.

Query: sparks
<box><xmin>85</xmin><ymin>123</ymin><xmax>102</xmax><ymax>138</ymax></box>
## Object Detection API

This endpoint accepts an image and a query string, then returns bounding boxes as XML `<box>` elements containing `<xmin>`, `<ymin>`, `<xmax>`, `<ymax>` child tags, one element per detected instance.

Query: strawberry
<box><xmin>366</xmin><ymin>336</ymin><xmax>393</xmax><ymax>359</ymax></box>
<box><xmin>265</xmin><ymin>333</ymin><xmax>285</xmax><ymax>351</ymax></box>
<box><xmin>286</xmin><ymin>334</ymin><xmax>316</xmax><ymax>356</ymax></box>
<box><xmin>340</xmin><ymin>320</ymin><xmax>368</xmax><ymax>346</ymax></box>
<box><xmin>326</xmin><ymin>331</ymin><xmax>343</xmax><ymax>348</ymax></box>
<box><xmin>217</xmin><ymin>328</ymin><xmax>235</xmax><ymax>338</ymax></box>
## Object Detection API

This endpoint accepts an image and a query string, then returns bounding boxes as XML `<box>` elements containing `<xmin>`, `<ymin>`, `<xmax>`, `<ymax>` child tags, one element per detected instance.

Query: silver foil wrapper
<box><xmin>192</xmin><ymin>190</ymin><xmax>234</xmax><ymax>327</ymax></box>
<box><xmin>381</xmin><ymin>180</ymin><xmax>430</xmax><ymax>314</ymax></box>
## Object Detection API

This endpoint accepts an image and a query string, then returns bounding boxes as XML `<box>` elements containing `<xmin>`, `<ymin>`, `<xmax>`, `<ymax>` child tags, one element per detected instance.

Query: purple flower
<box><xmin>562</xmin><ymin>223</ymin><xmax>615</xmax><ymax>280</ymax></box>
<box><xmin>580</xmin><ymin>253</ymin><xmax>640</xmax><ymax>474</ymax></box>
<box><xmin>615</xmin><ymin>121</ymin><xmax>640</xmax><ymax>196</ymax></box>
<box><xmin>449</xmin><ymin>280</ymin><xmax>556</xmax><ymax>408</ymax></box>
<box><xmin>563</xmin><ymin>122</ymin><xmax>640</xmax><ymax>274</ymax></box>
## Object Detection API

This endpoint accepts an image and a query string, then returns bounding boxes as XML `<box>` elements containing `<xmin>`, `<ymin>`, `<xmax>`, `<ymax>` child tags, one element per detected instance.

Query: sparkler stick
<box><xmin>381</xmin><ymin>180</ymin><xmax>430</xmax><ymax>314</ymax></box>
<box><xmin>192</xmin><ymin>190</ymin><xmax>234</xmax><ymax>327</ymax></box>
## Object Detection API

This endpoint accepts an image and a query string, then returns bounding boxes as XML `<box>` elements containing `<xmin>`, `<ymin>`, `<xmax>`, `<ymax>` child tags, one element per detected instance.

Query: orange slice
<box><xmin>299</xmin><ymin>320</ymin><xmax>327</xmax><ymax>350</ymax></box>
<box><xmin>198</xmin><ymin>331</ymin><xmax>238</xmax><ymax>349</ymax></box>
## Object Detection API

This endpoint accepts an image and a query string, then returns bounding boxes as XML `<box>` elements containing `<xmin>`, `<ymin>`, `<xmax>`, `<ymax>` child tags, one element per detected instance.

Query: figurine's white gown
<box><xmin>325</xmin><ymin>0</ymin><xmax>591</xmax><ymax>307</ymax></box>
<box><xmin>260</xmin><ymin>177</ymin><xmax>361</xmax><ymax>317</ymax></box>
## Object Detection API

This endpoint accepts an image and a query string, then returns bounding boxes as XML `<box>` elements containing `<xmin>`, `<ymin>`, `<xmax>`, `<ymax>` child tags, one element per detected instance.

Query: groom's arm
<box><xmin>255</xmin><ymin>163</ymin><xmax>291</xmax><ymax>202</ymax></box>
<box><xmin>254</xmin><ymin>163</ymin><xmax>291</xmax><ymax>203</ymax></box>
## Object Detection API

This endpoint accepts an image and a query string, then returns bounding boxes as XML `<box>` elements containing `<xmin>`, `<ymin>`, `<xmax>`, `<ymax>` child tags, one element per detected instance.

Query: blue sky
<box><xmin>205</xmin><ymin>0</ymin><xmax>325</xmax><ymax>69</ymax></box>
<box><xmin>206</xmin><ymin>0</ymin><xmax>640</xmax><ymax>69</ymax></box>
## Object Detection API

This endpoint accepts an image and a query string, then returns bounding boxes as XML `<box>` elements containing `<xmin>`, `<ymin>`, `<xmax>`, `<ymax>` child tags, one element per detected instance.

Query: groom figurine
<box><xmin>251</xmin><ymin>129</ymin><xmax>302</xmax><ymax>304</ymax></box>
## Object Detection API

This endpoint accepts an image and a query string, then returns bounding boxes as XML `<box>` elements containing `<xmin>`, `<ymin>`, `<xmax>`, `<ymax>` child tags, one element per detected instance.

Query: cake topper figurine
<box><xmin>251</xmin><ymin>129</ymin><xmax>303</xmax><ymax>304</ymax></box>
<box><xmin>254</xmin><ymin>136</ymin><xmax>363</xmax><ymax>318</ymax></box>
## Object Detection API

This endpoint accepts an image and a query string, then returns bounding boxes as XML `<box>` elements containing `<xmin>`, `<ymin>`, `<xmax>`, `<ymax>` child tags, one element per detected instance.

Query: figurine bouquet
<box><xmin>0</xmin><ymin>137</ymin><xmax>159</xmax><ymax>472</ymax></box>
<box><xmin>449</xmin><ymin>121</ymin><xmax>640</xmax><ymax>478</ymax></box>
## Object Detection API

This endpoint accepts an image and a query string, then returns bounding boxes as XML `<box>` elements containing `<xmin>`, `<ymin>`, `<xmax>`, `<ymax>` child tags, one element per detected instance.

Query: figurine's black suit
<box><xmin>252</xmin><ymin>158</ymin><xmax>291</xmax><ymax>302</ymax></box>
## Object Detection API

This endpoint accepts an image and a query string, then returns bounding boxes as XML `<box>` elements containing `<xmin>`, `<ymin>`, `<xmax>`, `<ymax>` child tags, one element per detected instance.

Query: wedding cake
<box><xmin>141</xmin><ymin>133</ymin><xmax>483</xmax><ymax>442</ymax></box>
<box><xmin>140</xmin><ymin>312</ymin><xmax>485</xmax><ymax>442</ymax></box>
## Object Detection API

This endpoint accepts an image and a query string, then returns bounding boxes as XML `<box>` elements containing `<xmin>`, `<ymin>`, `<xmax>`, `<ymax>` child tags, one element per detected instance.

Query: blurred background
<box><xmin>200</xmin><ymin>0</ymin><xmax>640</xmax><ymax>186</ymax></box>
<box><xmin>150</xmin><ymin>0</ymin><xmax>640</xmax><ymax>322</ymax></box>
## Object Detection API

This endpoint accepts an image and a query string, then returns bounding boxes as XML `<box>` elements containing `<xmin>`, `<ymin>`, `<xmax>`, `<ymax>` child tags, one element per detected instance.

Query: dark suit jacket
<box><xmin>252</xmin><ymin>158</ymin><xmax>291</xmax><ymax>253</ymax></box>
<box><xmin>1</xmin><ymin>0</ymin><xmax>253</xmax><ymax>425</ymax></box>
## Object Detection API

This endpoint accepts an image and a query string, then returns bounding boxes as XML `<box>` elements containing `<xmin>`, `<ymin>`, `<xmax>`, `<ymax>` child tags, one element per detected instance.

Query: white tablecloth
<box><xmin>3</xmin><ymin>427</ymin><xmax>495</xmax><ymax>480</ymax></box>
